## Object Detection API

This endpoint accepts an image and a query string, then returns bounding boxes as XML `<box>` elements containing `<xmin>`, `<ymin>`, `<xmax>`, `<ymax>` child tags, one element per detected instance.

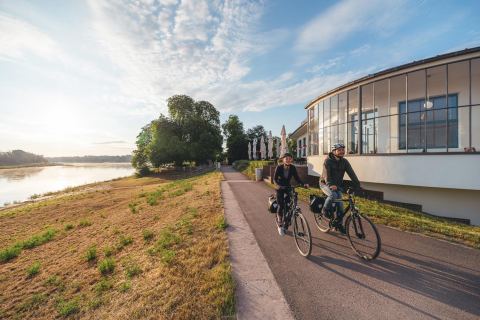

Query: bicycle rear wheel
<box><xmin>345</xmin><ymin>213</ymin><xmax>381</xmax><ymax>261</ymax></box>
<box><xmin>293</xmin><ymin>211</ymin><xmax>312</xmax><ymax>257</ymax></box>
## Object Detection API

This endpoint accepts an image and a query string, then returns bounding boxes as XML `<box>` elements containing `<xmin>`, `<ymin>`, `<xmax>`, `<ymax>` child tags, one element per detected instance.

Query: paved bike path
<box><xmin>221</xmin><ymin>166</ymin><xmax>480</xmax><ymax>320</ymax></box>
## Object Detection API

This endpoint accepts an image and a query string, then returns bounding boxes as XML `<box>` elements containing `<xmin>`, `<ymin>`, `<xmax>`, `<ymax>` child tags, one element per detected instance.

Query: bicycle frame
<box><xmin>279</xmin><ymin>186</ymin><xmax>300</xmax><ymax>228</ymax></box>
<box><xmin>335</xmin><ymin>193</ymin><xmax>366</xmax><ymax>239</ymax></box>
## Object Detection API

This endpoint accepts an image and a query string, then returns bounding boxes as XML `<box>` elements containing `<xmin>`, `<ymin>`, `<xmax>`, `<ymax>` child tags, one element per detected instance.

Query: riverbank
<box><xmin>0</xmin><ymin>170</ymin><xmax>234</xmax><ymax>319</ymax></box>
<box><xmin>0</xmin><ymin>163</ymin><xmax>60</xmax><ymax>170</ymax></box>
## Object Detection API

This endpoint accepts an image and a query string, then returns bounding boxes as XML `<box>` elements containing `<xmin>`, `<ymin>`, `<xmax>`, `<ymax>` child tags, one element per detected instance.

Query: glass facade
<box><xmin>307</xmin><ymin>56</ymin><xmax>480</xmax><ymax>155</ymax></box>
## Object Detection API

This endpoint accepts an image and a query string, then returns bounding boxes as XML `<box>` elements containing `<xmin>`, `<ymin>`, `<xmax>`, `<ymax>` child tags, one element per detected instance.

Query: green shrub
<box><xmin>128</xmin><ymin>202</ymin><xmax>138</xmax><ymax>214</ymax></box>
<box><xmin>216</xmin><ymin>216</ymin><xmax>228</xmax><ymax>230</ymax></box>
<box><xmin>103</xmin><ymin>246</ymin><xmax>114</xmax><ymax>257</ymax></box>
<box><xmin>119</xmin><ymin>281</ymin><xmax>131</xmax><ymax>292</ymax></box>
<box><xmin>142</xmin><ymin>229</ymin><xmax>154</xmax><ymax>241</ymax></box>
<box><xmin>85</xmin><ymin>246</ymin><xmax>97</xmax><ymax>262</ymax></box>
<box><xmin>64</xmin><ymin>224</ymin><xmax>74</xmax><ymax>231</ymax></box>
<box><xmin>117</xmin><ymin>235</ymin><xmax>133</xmax><ymax>250</ymax></box>
<box><xmin>21</xmin><ymin>228</ymin><xmax>56</xmax><ymax>249</ymax></box>
<box><xmin>0</xmin><ymin>245</ymin><xmax>22</xmax><ymax>262</ymax></box>
<box><xmin>124</xmin><ymin>261</ymin><xmax>142</xmax><ymax>278</ymax></box>
<box><xmin>26</xmin><ymin>261</ymin><xmax>41</xmax><ymax>278</ymax></box>
<box><xmin>98</xmin><ymin>258</ymin><xmax>115</xmax><ymax>275</ymax></box>
<box><xmin>78</xmin><ymin>219</ymin><xmax>92</xmax><ymax>227</ymax></box>
<box><xmin>57</xmin><ymin>299</ymin><xmax>80</xmax><ymax>317</ymax></box>
<box><xmin>18</xmin><ymin>293</ymin><xmax>46</xmax><ymax>311</ymax></box>
<box><xmin>94</xmin><ymin>278</ymin><xmax>113</xmax><ymax>294</ymax></box>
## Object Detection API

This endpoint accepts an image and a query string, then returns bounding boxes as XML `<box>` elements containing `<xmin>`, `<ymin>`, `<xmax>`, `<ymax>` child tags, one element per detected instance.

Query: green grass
<box><xmin>0</xmin><ymin>246</ymin><xmax>22</xmax><ymax>263</ymax></box>
<box><xmin>142</xmin><ymin>229</ymin><xmax>154</xmax><ymax>242</ymax></box>
<box><xmin>98</xmin><ymin>258</ymin><xmax>115</xmax><ymax>275</ymax></box>
<box><xmin>85</xmin><ymin>246</ymin><xmax>97</xmax><ymax>262</ymax></box>
<box><xmin>118</xmin><ymin>281</ymin><xmax>131</xmax><ymax>293</ymax></box>
<box><xmin>0</xmin><ymin>228</ymin><xmax>57</xmax><ymax>263</ymax></box>
<box><xmin>146</xmin><ymin>189</ymin><xmax>163</xmax><ymax>206</ymax></box>
<box><xmin>78</xmin><ymin>219</ymin><xmax>92</xmax><ymax>227</ymax></box>
<box><xmin>57</xmin><ymin>298</ymin><xmax>80</xmax><ymax>317</ymax></box>
<box><xmin>147</xmin><ymin>227</ymin><xmax>181</xmax><ymax>264</ymax></box>
<box><xmin>18</xmin><ymin>293</ymin><xmax>47</xmax><ymax>312</ymax></box>
<box><xmin>128</xmin><ymin>202</ymin><xmax>138</xmax><ymax>214</ymax></box>
<box><xmin>117</xmin><ymin>235</ymin><xmax>134</xmax><ymax>251</ymax></box>
<box><xmin>103</xmin><ymin>246</ymin><xmax>114</xmax><ymax>257</ymax></box>
<box><xmin>94</xmin><ymin>278</ymin><xmax>113</xmax><ymax>294</ymax></box>
<box><xmin>26</xmin><ymin>261</ymin><xmax>41</xmax><ymax>278</ymax></box>
<box><xmin>216</xmin><ymin>216</ymin><xmax>228</xmax><ymax>230</ymax></box>
<box><xmin>64</xmin><ymin>223</ymin><xmax>74</xmax><ymax>231</ymax></box>
<box><xmin>123</xmin><ymin>260</ymin><xmax>142</xmax><ymax>278</ymax></box>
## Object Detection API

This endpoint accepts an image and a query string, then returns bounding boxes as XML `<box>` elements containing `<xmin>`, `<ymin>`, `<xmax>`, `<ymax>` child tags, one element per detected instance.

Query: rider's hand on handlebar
<box><xmin>330</xmin><ymin>185</ymin><xmax>338</xmax><ymax>191</ymax></box>
<box><xmin>303</xmin><ymin>184</ymin><xmax>309</xmax><ymax>189</ymax></box>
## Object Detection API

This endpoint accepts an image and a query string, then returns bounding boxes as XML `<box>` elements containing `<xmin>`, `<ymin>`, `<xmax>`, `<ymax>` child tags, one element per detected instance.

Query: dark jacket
<box><xmin>274</xmin><ymin>164</ymin><xmax>304</xmax><ymax>188</ymax></box>
<box><xmin>321</xmin><ymin>153</ymin><xmax>360</xmax><ymax>189</ymax></box>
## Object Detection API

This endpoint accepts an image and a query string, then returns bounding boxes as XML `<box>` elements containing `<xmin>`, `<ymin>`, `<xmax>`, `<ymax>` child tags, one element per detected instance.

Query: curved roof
<box><xmin>305</xmin><ymin>46</ymin><xmax>480</xmax><ymax>109</ymax></box>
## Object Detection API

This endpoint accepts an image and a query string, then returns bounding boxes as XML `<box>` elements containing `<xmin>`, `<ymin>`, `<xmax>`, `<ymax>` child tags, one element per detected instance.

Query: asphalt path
<box><xmin>221</xmin><ymin>167</ymin><xmax>480</xmax><ymax>320</ymax></box>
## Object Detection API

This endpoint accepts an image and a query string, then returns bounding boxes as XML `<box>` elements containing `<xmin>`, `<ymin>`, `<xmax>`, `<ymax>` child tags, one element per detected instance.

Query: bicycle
<box><xmin>274</xmin><ymin>186</ymin><xmax>312</xmax><ymax>257</ymax></box>
<box><xmin>312</xmin><ymin>188</ymin><xmax>381</xmax><ymax>261</ymax></box>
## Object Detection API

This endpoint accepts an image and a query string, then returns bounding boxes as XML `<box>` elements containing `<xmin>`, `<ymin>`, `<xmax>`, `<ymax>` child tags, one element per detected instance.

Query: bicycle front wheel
<box><xmin>345</xmin><ymin>213</ymin><xmax>381</xmax><ymax>261</ymax></box>
<box><xmin>313</xmin><ymin>211</ymin><xmax>330</xmax><ymax>233</ymax></box>
<box><xmin>293</xmin><ymin>211</ymin><xmax>312</xmax><ymax>257</ymax></box>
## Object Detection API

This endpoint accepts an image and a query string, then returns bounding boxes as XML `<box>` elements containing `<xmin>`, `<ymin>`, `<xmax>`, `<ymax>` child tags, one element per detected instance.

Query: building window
<box><xmin>399</xmin><ymin>94</ymin><xmax>458</xmax><ymax>150</ymax></box>
<box><xmin>303</xmin><ymin>137</ymin><xmax>307</xmax><ymax>156</ymax></box>
<box><xmin>347</xmin><ymin>88</ymin><xmax>359</xmax><ymax>154</ymax></box>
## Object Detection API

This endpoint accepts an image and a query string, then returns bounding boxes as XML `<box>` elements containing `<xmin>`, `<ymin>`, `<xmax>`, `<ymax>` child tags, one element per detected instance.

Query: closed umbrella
<box><xmin>267</xmin><ymin>131</ymin><xmax>273</xmax><ymax>159</ymax></box>
<box><xmin>252</xmin><ymin>138</ymin><xmax>257</xmax><ymax>160</ymax></box>
<box><xmin>280</xmin><ymin>125</ymin><xmax>288</xmax><ymax>157</ymax></box>
<box><xmin>260</xmin><ymin>136</ymin><xmax>266</xmax><ymax>159</ymax></box>
<box><xmin>248</xmin><ymin>142</ymin><xmax>252</xmax><ymax>160</ymax></box>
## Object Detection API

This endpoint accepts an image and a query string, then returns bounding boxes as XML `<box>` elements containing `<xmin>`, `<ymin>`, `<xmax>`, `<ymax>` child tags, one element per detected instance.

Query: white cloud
<box><xmin>295</xmin><ymin>0</ymin><xmax>407</xmax><ymax>55</ymax></box>
<box><xmin>0</xmin><ymin>13</ymin><xmax>63</xmax><ymax>61</ymax></box>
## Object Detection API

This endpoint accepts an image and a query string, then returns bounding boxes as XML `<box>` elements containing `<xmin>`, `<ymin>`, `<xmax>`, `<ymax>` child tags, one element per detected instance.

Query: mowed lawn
<box><xmin>0</xmin><ymin>171</ymin><xmax>234</xmax><ymax>320</ymax></box>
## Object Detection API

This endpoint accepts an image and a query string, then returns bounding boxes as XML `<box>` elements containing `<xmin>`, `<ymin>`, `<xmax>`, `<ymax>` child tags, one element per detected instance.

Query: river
<box><xmin>0</xmin><ymin>163</ymin><xmax>135</xmax><ymax>207</ymax></box>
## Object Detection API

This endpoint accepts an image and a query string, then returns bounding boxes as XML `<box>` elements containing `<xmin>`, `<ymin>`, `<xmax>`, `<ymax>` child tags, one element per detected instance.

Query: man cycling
<box><xmin>320</xmin><ymin>143</ymin><xmax>360</xmax><ymax>234</ymax></box>
<box><xmin>274</xmin><ymin>153</ymin><xmax>309</xmax><ymax>236</ymax></box>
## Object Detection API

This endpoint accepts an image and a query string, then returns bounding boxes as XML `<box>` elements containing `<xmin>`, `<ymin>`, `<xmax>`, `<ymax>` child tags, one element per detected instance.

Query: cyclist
<box><xmin>320</xmin><ymin>143</ymin><xmax>360</xmax><ymax>234</ymax></box>
<box><xmin>274</xmin><ymin>152</ymin><xmax>309</xmax><ymax>236</ymax></box>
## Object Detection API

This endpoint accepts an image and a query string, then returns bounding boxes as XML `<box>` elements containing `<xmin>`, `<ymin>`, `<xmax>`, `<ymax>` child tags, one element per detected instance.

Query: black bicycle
<box><xmin>273</xmin><ymin>186</ymin><xmax>312</xmax><ymax>257</ymax></box>
<box><xmin>312</xmin><ymin>188</ymin><xmax>381</xmax><ymax>261</ymax></box>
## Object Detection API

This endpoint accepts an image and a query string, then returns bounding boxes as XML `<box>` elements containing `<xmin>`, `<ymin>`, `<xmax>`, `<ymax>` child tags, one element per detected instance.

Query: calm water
<box><xmin>0</xmin><ymin>163</ymin><xmax>135</xmax><ymax>206</ymax></box>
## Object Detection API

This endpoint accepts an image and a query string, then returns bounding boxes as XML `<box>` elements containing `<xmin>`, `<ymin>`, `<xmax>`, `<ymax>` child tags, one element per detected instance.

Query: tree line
<box><xmin>132</xmin><ymin>95</ymin><xmax>282</xmax><ymax>174</ymax></box>
<box><xmin>0</xmin><ymin>150</ymin><xmax>47</xmax><ymax>166</ymax></box>
<box><xmin>47</xmin><ymin>155</ymin><xmax>132</xmax><ymax>163</ymax></box>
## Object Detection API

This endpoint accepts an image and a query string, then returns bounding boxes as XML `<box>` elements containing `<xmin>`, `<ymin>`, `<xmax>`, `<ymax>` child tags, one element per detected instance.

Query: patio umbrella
<box><xmin>275</xmin><ymin>138</ymin><xmax>280</xmax><ymax>158</ymax></box>
<box><xmin>267</xmin><ymin>131</ymin><xmax>273</xmax><ymax>159</ymax></box>
<box><xmin>280</xmin><ymin>125</ymin><xmax>288</xmax><ymax>157</ymax></box>
<box><xmin>252</xmin><ymin>138</ymin><xmax>257</xmax><ymax>160</ymax></box>
<box><xmin>248</xmin><ymin>142</ymin><xmax>251</xmax><ymax>160</ymax></box>
<box><xmin>260</xmin><ymin>135</ymin><xmax>266</xmax><ymax>159</ymax></box>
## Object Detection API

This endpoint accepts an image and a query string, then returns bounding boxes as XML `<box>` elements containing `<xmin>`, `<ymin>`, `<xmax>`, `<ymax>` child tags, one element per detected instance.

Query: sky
<box><xmin>1</xmin><ymin>0</ymin><xmax>479</xmax><ymax>157</ymax></box>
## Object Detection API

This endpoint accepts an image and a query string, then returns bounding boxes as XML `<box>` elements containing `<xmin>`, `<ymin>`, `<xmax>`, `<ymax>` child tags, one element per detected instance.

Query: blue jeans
<box><xmin>320</xmin><ymin>184</ymin><xmax>344</xmax><ymax>220</ymax></box>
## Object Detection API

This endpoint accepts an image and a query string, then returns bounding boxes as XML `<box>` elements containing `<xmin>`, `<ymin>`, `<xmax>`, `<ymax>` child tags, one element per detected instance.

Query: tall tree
<box><xmin>222</xmin><ymin>115</ymin><xmax>248</xmax><ymax>163</ymax></box>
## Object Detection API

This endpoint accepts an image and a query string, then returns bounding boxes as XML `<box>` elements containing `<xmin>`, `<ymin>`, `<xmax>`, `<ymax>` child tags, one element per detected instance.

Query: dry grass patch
<box><xmin>0</xmin><ymin>170</ymin><xmax>234</xmax><ymax>319</ymax></box>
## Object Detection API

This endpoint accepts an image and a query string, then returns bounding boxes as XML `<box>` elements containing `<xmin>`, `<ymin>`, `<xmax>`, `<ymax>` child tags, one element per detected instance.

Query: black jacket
<box><xmin>321</xmin><ymin>153</ymin><xmax>360</xmax><ymax>189</ymax></box>
<box><xmin>274</xmin><ymin>164</ymin><xmax>304</xmax><ymax>188</ymax></box>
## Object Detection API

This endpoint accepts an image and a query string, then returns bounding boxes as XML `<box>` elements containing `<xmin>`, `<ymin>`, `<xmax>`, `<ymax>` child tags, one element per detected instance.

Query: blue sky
<box><xmin>1</xmin><ymin>0</ymin><xmax>479</xmax><ymax>156</ymax></box>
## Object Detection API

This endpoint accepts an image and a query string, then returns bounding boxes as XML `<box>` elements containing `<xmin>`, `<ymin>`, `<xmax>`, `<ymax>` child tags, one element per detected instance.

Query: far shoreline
<box><xmin>0</xmin><ymin>163</ymin><xmax>61</xmax><ymax>170</ymax></box>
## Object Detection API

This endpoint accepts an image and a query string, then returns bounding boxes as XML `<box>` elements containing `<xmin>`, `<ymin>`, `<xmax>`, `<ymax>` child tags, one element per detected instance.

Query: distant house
<box><xmin>289</xmin><ymin>119</ymin><xmax>307</xmax><ymax>159</ymax></box>
<box><xmin>302</xmin><ymin>47</ymin><xmax>480</xmax><ymax>225</ymax></box>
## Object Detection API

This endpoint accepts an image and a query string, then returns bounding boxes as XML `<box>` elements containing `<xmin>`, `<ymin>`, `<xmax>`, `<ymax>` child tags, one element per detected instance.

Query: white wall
<box><xmin>307</xmin><ymin>154</ymin><xmax>480</xmax><ymax>190</ymax></box>
<box><xmin>361</xmin><ymin>182</ymin><xmax>480</xmax><ymax>225</ymax></box>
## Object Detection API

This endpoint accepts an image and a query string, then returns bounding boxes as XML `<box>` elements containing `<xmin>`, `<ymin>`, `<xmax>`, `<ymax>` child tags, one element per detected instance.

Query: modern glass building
<box><xmin>305</xmin><ymin>47</ymin><xmax>480</xmax><ymax>225</ymax></box>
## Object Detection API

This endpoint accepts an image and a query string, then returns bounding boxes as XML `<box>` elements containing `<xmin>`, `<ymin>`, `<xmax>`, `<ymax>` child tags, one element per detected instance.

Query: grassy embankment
<box><xmin>0</xmin><ymin>170</ymin><xmax>234</xmax><ymax>319</ymax></box>
<box><xmin>234</xmin><ymin>160</ymin><xmax>480</xmax><ymax>249</ymax></box>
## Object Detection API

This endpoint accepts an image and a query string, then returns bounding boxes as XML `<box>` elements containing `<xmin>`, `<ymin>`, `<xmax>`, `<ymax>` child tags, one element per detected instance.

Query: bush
<box><xmin>26</xmin><ymin>261</ymin><xmax>41</xmax><ymax>278</ymax></box>
<box><xmin>98</xmin><ymin>258</ymin><xmax>115</xmax><ymax>275</ymax></box>
<box><xmin>85</xmin><ymin>246</ymin><xmax>97</xmax><ymax>262</ymax></box>
<box><xmin>103</xmin><ymin>246</ymin><xmax>114</xmax><ymax>257</ymax></box>
<box><xmin>142</xmin><ymin>229</ymin><xmax>154</xmax><ymax>241</ymax></box>
<box><xmin>0</xmin><ymin>245</ymin><xmax>21</xmax><ymax>262</ymax></box>
<box><xmin>57</xmin><ymin>299</ymin><xmax>80</xmax><ymax>317</ymax></box>
<box><xmin>64</xmin><ymin>224</ymin><xmax>74</xmax><ymax>231</ymax></box>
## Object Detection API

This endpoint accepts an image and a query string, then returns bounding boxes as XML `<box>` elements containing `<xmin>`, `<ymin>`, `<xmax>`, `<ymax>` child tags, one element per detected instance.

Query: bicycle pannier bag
<box><xmin>309</xmin><ymin>194</ymin><xmax>325</xmax><ymax>213</ymax></box>
<box><xmin>268</xmin><ymin>195</ymin><xmax>278</xmax><ymax>214</ymax></box>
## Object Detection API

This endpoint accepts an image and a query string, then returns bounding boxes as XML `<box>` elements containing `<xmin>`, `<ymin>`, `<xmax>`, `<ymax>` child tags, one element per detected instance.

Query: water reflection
<box><xmin>0</xmin><ymin>163</ymin><xmax>134</xmax><ymax>206</ymax></box>
<box><xmin>0</xmin><ymin>167</ymin><xmax>45</xmax><ymax>181</ymax></box>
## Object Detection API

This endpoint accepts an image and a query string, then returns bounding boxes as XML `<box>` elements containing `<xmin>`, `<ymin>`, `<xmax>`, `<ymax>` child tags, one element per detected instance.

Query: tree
<box><xmin>131</xmin><ymin>95</ymin><xmax>223</xmax><ymax>172</ymax></box>
<box><xmin>222</xmin><ymin>115</ymin><xmax>248</xmax><ymax>164</ymax></box>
